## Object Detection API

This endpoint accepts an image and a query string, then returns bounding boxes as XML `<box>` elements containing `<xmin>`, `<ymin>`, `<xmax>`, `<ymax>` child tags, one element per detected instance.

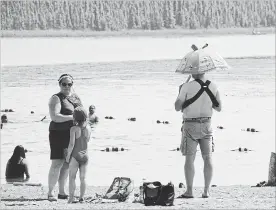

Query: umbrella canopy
<box><xmin>175</xmin><ymin>44</ymin><xmax>230</xmax><ymax>75</ymax></box>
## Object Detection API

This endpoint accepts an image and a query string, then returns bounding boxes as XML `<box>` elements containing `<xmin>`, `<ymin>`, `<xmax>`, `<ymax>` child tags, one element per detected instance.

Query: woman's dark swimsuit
<box><xmin>49</xmin><ymin>93</ymin><xmax>82</xmax><ymax>159</ymax></box>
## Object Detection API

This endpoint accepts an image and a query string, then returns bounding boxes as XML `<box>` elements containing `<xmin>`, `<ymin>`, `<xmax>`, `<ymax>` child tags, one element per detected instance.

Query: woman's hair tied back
<box><xmin>58</xmin><ymin>74</ymin><xmax>74</xmax><ymax>83</ymax></box>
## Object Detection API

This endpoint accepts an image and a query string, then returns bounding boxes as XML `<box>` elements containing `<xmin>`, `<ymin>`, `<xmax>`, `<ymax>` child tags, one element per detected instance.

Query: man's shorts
<box><xmin>180</xmin><ymin>118</ymin><xmax>214</xmax><ymax>156</ymax></box>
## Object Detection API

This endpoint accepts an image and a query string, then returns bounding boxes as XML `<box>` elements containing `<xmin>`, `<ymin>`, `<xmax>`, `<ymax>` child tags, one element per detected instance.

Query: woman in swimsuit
<box><xmin>47</xmin><ymin>74</ymin><xmax>82</xmax><ymax>201</ymax></box>
<box><xmin>66</xmin><ymin>106</ymin><xmax>91</xmax><ymax>203</ymax></box>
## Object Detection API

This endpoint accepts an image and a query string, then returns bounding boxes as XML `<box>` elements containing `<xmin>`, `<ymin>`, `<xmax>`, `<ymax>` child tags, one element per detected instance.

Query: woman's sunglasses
<box><xmin>61</xmin><ymin>83</ymin><xmax>73</xmax><ymax>87</ymax></box>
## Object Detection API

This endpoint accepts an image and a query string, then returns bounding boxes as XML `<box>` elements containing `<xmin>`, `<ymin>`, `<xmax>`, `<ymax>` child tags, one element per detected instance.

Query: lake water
<box><xmin>0</xmin><ymin>34</ymin><xmax>275</xmax><ymax>187</ymax></box>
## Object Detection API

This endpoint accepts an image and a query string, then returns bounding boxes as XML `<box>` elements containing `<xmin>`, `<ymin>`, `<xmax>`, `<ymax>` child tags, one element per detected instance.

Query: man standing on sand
<box><xmin>174</xmin><ymin>73</ymin><xmax>222</xmax><ymax>198</ymax></box>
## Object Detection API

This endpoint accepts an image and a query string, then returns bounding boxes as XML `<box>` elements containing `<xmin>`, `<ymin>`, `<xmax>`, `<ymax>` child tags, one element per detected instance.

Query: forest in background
<box><xmin>1</xmin><ymin>0</ymin><xmax>275</xmax><ymax>31</ymax></box>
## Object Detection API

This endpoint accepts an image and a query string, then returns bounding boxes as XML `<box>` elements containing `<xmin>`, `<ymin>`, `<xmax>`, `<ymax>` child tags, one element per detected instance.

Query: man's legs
<box><xmin>180</xmin><ymin>122</ymin><xmax>198</xmax><ymax>197</ymax></box>
<box><xmin>184</xmin><ymin>154</ymin><xmax>196</xmax><ymax>196</ymax></box>
<box><xmin>202</xmin><ymin>154</ymin><xmax>213</xmax><ymax>197</ymax></box>
<box><xmin>200</xmin><ymin>135</ymin><xmax>213</xmax><ymax>197</ymax></box>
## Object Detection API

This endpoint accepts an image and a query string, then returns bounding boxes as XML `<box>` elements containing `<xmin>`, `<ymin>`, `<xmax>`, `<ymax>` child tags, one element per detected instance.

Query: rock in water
<box><xmin>268</xmin><ymin>152</ymin><xmax>276</xmax><ymax>186</ymax></box>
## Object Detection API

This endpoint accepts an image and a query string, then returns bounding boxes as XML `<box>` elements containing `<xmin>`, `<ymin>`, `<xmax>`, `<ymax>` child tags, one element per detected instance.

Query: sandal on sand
<box><xmin>177</xmin><ymin>194</ymin><xmax>194</xmax><ymax>199</ymax></box>
<box><xmin>68</xmin><ymin>197</ymin><xmax>78</xmax><ymax>204</ymax></box>
<box><xmin>68</xmin><ymin>200</ymin><xmax>78</xmax><ymax>204</ymax></box>
<box><xmin>58</xmin><ymin>194</ymin><xmax>68</xmax><ymax>199</ymax></box>
<box><xmin>202</xmin><ymin>194</ymin><xmax>209</xmax><ymax>198</ymax></box>
<box><xmin>48</xmin><ymin>195</ymin><xmax>57</xmax><ymax>202</ymax></box>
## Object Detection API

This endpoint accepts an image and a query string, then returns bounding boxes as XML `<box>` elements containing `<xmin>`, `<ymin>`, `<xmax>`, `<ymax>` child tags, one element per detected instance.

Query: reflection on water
<box><xmin>0</xmin><ymin>36</ymin><xmax>275</xmax><ymax>187</ymax></box>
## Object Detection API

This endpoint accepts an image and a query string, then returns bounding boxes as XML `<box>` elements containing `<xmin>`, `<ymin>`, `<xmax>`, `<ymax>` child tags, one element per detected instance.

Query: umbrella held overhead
<box><xmin>175</xmin><ymin>44</ymin><xmax>230</xmax><ymax>75</ymax></box>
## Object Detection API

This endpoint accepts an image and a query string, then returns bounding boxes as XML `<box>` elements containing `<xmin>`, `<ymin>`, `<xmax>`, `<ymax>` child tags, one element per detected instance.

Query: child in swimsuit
<box><xmin>66</xmin><ymin>106</ymin><xmax>91</xmax><ymax>203</ymax></box>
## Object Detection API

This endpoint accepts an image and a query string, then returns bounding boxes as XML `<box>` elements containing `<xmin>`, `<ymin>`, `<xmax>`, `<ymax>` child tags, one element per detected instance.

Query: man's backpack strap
<box><xmin>203</xmin><ymin>81</ymin><xmax>220</xmax><ymax>107</ymax></box>
<box><xmin>181</xmin><ymin>79</ymin><xmax>219</xmax><ymax>110</ymax></box>
<box><xmin>181</xmin><ymin>85</ymin><xmax>205</xmax><ymax>110</ymax></box>
<box><xmin>181</xmin><ymin>79</ymin><xmax>206</xmax><ymax>109</ymax></box>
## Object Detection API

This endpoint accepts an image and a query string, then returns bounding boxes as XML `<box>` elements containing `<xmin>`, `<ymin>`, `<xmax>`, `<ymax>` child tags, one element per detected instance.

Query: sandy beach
<box><xmin>0</xmin><ymin>184</ymin><xmax>275</xmax><ymax>209</ymax></box>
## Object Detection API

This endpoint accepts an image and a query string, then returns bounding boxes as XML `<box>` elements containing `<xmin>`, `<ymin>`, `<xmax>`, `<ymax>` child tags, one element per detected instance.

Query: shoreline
<box><xmin>0</xmin><ymin>184</ymin><xmax>275</xmax><ymax>209</ymax></box>
<box><xmin>1</xmin><ymin>55</ymin><xmax>274</xmax><ymax>69</ymax></box>
<box><xmin>1</xmin><ymin>27</ymin><xmax>275</xmax><ymax>38</ymax></box>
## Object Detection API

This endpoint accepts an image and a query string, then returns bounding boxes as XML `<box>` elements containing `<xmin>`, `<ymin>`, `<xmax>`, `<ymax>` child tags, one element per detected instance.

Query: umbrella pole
<box><xmin>178</xmin><ymin>75</ymin><xmax>191</xmax><ymax>94</ymax></box>
<box><xmin>185</xmin><ymin>75</ymin><xmax>191</xmax><ymax>83</ymax></box>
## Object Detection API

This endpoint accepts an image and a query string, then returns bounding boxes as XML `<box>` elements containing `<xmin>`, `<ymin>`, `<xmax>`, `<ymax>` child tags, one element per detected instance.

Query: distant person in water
<box><xmin>1</xmin><ymin>114</ymin><xmax>8</xmax><ymax>123</ymax></box>
<box><xmin>66</xmin><ymin>106</ymin><xmax>91</xmax><ymax>203</ymax></box>
<box><xmin>231</xmin><ymin>147</ymin><xmax>253</xmax><ymax>152</ymax></box>
<box><xmin>47</xmin><ymin>74</ymin><xmax>83</xmax><ymax>202</ymax></box>
<box><xmin>5</xmin><ymin>145</ymin><xmax>30</xmax><ymax>182</ymax></box>
<box><xmin>88</xmin><ymin>105</ymin><xmax>99</xmax><ymax>124</ymax></box>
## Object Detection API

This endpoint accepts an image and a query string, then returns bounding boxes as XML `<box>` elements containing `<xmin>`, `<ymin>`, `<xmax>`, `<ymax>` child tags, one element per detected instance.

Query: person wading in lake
<box><xmin>88</xmin><ymin>104</ymin><xmax>99</xmax><ymax>124</ymax></box>
<box><xmin>47</xmin><ymin>74</ymin><xmax>82</xmax><ymax>201</ymax></box>
<box><xmin>174</xmin><ymin>44</ymin><xmax>228</xmax><ymax>198</ymax></box>
<box><xmin>175</xmin><ymin>73</ymin><xmax>222</xmax><ymax>198</ymax></box>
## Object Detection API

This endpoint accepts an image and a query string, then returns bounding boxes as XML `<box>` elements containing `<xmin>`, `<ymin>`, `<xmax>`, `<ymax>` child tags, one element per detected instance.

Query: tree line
<box><xmin>1</xmin><ymin>0</ymin><xmax>275</xmax><ymax>31</ymax></box>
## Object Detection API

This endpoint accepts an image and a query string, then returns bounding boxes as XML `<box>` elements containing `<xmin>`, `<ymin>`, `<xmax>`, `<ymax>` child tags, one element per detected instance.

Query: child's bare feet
<box><xmin>68</xmin><ymin>196</ymin><xmax>77</xmax><ymax>204</ymax></box>
<box><xmin>202</xmin><ymin>189</ymin><xmax>210</xmax><ymax>198</ymax></box>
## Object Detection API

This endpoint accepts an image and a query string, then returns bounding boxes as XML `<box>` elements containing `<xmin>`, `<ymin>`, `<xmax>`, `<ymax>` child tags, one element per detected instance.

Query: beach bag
<box><xmin>156</xmin><ymin>182</ymin><xmax>175</xmax><ymax>206</ymax></box>
<box><xmin>103</xmin><ymin>177</ymin><xmax>134</xmax><ymax>202</ymax></box>
<box><xmin>143</xmin><ymin>181</ymin><xmax>162</xmax><ymax>206</ymax></box>
<box><xmin>143</xmin><ymin>181</ymin><xmax>175</xmax><ymax>206</ymax></box>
